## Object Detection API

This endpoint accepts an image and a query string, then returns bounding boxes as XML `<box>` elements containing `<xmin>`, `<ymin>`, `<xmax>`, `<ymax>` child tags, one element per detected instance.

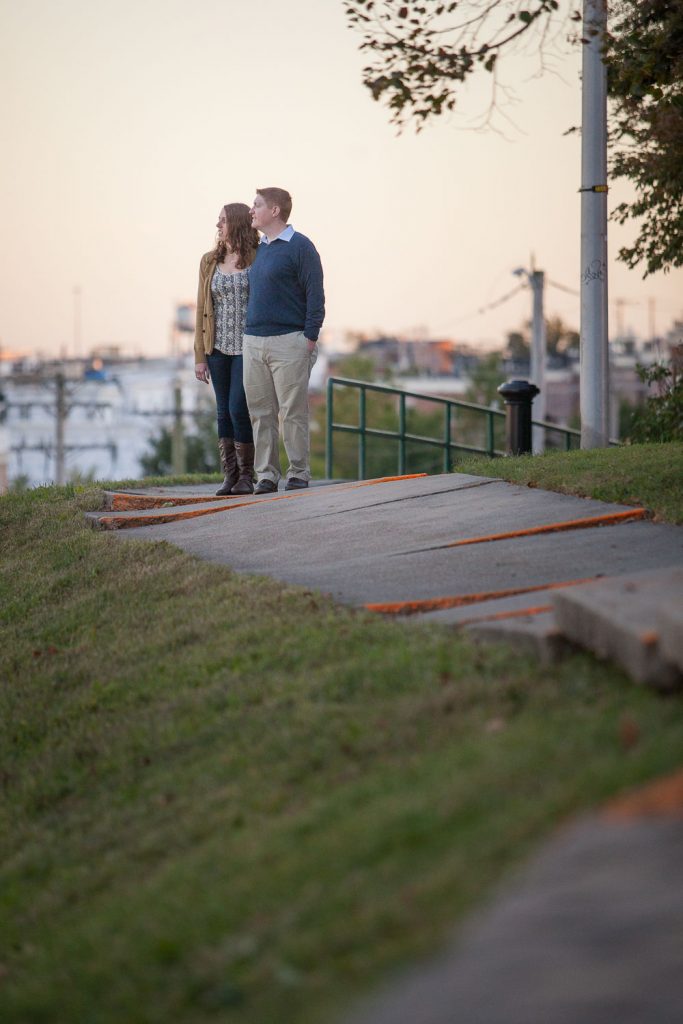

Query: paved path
<box><xmin>102</xmin><ymin>472</ymin><xmax>682</xmax><ymax>608</ymax></box>
<box><xmin>343</xmin><ymin>811</ymin><xmax>683</xmax><ymax>1024</ymax></box>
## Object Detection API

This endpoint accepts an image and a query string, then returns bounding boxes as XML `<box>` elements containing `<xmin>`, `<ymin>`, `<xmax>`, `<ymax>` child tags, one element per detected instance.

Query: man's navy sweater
<box><xmin>245</xmin><ymin>232</ymin><xmax>325</xmax><ymax>341</ymax></box>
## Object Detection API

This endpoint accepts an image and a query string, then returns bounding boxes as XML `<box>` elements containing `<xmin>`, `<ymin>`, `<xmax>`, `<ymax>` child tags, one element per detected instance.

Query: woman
<box><xmin>194</xmin><ymin>203</ymin><xmax>260</xmax><ymax>494</ymax></box>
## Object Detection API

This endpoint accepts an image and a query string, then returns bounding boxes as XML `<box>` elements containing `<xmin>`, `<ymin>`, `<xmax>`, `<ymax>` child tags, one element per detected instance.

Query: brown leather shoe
<box><xmin>254</xmin><ymin>478</ymin><xmax>278</xmax><ymax>494</ymax></box>
<box><xmin>216</xmin><ymin>437</ymin><xmax>238</xmax><ymax>495</ymax></box>
<box><xmin>284</xmin><ymin>477</ymin><xmax>309</xmax><ymax>491</ymax></box>
<box><xmin>232</xmin><ymin>441</ymin><xmax>255</xmax><ymax>495</ymax></box>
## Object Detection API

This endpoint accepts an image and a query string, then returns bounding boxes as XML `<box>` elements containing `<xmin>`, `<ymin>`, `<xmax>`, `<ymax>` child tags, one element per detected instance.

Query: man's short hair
<box><xmin>257</xmin><ymin>187</ymin><xmax>292</xmax><ymax>223</ymax></box>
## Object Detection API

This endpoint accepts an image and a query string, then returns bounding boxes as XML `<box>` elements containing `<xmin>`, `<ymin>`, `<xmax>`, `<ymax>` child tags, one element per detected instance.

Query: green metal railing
<box><xmin>325</xmin><ymin>377</ymin><xmax>582</xmax><ymax>480</ymax></box>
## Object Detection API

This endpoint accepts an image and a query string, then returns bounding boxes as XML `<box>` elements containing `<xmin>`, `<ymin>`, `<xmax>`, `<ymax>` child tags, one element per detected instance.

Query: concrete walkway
<box><xmin>343</xmin><ymin>804</ymin><xmax>683</xmax><ymax>1024</ymax></box>
<box><xmin>92</xmin><ymin>472</ymin><xmax>683</xmax><ymax>684</ymax></box>
<box><xmin>89</xmin><ymin>472</ymin><xmax>683</xmax><ymax>1022</ymax></box>
<box><xmin>94</xmin><ymin>474</ymin><xmax>677</xmax><ymax>602</ymax></box>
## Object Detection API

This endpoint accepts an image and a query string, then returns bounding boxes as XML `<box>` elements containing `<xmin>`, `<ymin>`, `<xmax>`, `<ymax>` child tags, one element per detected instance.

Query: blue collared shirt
<box><xmin>260</xmin><ymin>224</ymin><xmax>295</xmax><ymax>245</ymax></box>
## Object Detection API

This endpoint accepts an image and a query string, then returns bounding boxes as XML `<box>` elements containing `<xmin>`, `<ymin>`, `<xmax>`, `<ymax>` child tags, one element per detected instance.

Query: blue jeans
<box><xmin>206</xmin><ymin>351</ymin><xmax>253</xmax><ymax>443</ymax></box>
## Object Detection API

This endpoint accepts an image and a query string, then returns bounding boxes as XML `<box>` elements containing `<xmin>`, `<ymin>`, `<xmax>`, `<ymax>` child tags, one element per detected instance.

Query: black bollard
<box><xmin>497</xmin><ymin>379</ymin><xmax>540</xmax><ymax>456</ymax></box>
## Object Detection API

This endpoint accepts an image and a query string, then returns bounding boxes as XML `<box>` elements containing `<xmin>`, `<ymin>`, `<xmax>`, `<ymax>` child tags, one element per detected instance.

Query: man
<box><xmin>242</xmin><ymin>187</ymin><xmax>325</xmax><ymax>493</ymax></box>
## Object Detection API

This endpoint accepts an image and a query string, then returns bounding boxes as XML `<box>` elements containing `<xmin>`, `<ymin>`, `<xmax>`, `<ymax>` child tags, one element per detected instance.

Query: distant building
<box><xmin>357</xmin><ymin>335</ymin><xmax>479</xmax><ymax>378</ymax></box>
<box><xmin>4</xmin><ymin>356</ymin><xmax>201</xmax><ymax>487</ymax></box>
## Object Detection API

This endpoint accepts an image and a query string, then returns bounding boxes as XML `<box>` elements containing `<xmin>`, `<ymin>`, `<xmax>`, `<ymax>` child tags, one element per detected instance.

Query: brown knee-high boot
<box><xmin>216</xmin><ymin>437</ymin><xmax>239</xmax><ymax>495</ymax></box>
<box><xmin>232</xmin><ymin>441</ymin><xmax>255</xmax><ymax>495</ymax></box>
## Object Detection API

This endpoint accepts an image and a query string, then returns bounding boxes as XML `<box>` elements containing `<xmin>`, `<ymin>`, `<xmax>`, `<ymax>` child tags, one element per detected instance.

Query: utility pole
<box><xmin>55</xmin><ymin>372</ymin><xmax>66</xmax><ymax>485</ymax></box>
<box><xmin>580</xmin><ymin>0</ymin><xmax>609</xmax><ymax>448</ymax></box>
<box><xmin>615</xmin><ymin>297</ymin><xmax>637</xmax><ymax>341</ymax></box>
<box><xmin>0</xmin><ymin>373</ymin><xmax>8</xmax><ymax>494</ymax></box>
<box><xmin>6</xmin><ymin>372</ymin><xmax>115</xmax><ymax>486</ymax></box>
<box><xmin>171</xmin><ymin>380</ymin><xmax>186</xmax><ymax>475</ymax></box>
<box><xmin>73</xmin><ymin>286</ymin><xmax>82</xmax><ymax>361</ymax></box>
<box><xmin>512</xmin><ymin>264</ymin><xmax>546</xmax><ymax>451</ymax></box>
<box><xmin>530</xmin><ymin>269</ymin><xmax>546</xmax><ymax>451</ymax></box>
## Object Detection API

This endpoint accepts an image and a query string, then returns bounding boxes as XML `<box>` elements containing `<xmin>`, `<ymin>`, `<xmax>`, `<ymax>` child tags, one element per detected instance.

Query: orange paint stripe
<box><xmin>442</xmin><ymin>509</ymin><xmax>648</xmax><ymax>549</ymax></box>
<box><xmin>603</xmin><ymin>767</ymin><xmax>683</xmax><ymax>821</ymax></box>
<box><xmin>355</xmin><ymin>473</ymin><xmax>427</xmax><ymax>486</ymax></box>
<box><xmin>455</xmin><ymin>603</ymin><xmax>554</xmax><ymax>627</ymax></box>
<box><xmin>365</xmin><ymin>577</ymin><xmax>594</xmax><ymax>616</ymax></box>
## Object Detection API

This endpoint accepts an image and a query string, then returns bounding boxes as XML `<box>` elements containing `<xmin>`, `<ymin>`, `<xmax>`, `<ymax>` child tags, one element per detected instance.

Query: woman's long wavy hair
<box><xmin>213</xmin><ymin>203</ymin><xmax>259</xmax><ymax>269</ymax></box>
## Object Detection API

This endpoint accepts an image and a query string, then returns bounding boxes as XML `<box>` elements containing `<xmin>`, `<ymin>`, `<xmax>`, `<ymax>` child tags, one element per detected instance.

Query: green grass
<box><xmin>1</xmin><ymin>483</ymin><xmax>683</xmax><ymax>1024</ymax></box>
<box><xmin>456</xmin><ymin>441</ymin><xmax>683</xmax><ymax>524</ymax></box>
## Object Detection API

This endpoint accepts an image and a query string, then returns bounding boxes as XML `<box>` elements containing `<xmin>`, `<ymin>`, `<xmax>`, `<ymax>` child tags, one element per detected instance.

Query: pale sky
<box><xmin>1</xmin><ymin>0</ymin><xmax>681</xmax><ymax>358</ymax></box>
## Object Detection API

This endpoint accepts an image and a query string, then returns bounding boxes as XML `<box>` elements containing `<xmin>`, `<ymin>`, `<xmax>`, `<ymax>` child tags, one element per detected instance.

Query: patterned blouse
<box><xmin>211</xmin><ymin>267</ymin><xmax>249</xmax><ymax>355</ymax></box>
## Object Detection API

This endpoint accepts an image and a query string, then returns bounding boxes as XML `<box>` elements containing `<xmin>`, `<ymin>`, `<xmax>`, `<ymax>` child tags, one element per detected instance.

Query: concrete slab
<box><xmin>405</xmin><ymin>591</ymin><xmax>576</xmax><ymax>661</ymax></box>
<box><xmin>110</xmin><ymin>472</ymin><xmax>492</xmax><ymax>520</ymax></box>
<box><xmin>552</xmin><ymin>568</ymin><xmax>683</xmax><ymax>691</ymax></box>
<box><xmin>117</xmin><ymin>475</ymin><xmax>683</xmax><ymax>611</ymax></box>
<box><xmin>112</xmin><ymin>473</ymin><xmax>635</xmax><ymax>541</ymax></box>
<box><xmin>342</xmin><ymin>817</ymin><xmax>683</xmax><ymax>1024</ymax></box>
<box><xmin>217</xmin><ymin>521</ymin><xmax>680</xmax><ymax>606</ymax></box>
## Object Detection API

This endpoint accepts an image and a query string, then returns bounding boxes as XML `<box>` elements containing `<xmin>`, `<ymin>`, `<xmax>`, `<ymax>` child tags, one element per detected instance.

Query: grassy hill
<box><xmin>1</xmin><ymin>472</ymin><xmax>682</xmax><ymax>1024</ymax></box>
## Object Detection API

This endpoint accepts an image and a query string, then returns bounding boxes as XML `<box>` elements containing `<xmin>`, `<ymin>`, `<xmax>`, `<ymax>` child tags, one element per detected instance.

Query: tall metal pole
<box><xmin>172</xmin><ymin>380</ymin><xmax>186</xmax><ymax>475</ymax></box>
<box><xmin>530</xmin><ymin>270</ymin><xmax>546</xmax><ymax>451</ymax></box>
<box><xmin>580</xmin><ymin>0</ymin><xmax>609</xmax><ymax>448</ymax></box>
<box><xmin>73</xmin><ymin>286</ymin><xmax>82</xmax><ymax>361</ymax></box>
<box><xmin>0</xmin><ymin>366</ymin><xmax>8</xmax><ymax>494</ymax></box>
<box><xmin>55</xmin><ymin>372</ymin><xmax>66</xmax><ymax>485</ymax></box>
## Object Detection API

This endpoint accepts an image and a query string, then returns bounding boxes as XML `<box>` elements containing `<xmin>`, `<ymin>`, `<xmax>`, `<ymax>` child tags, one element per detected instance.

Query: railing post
<box><xmin>325</xmin><ymin>377</ymin><xmax>334</xmax><ymax>479</ymax></box>
<box><xmin>358</xmin><ymin>385</ymin><xmax>367</xmax><ymax>480</ymax></box>
<box><xmin>486</xmin><ymin>410</ymin><xmax>495</xmax><ymax>456</ymax></box>
<box><xmin>398</xmin><ymin>392</ymin><xmax>406</xmax><ymax>474</ymax></box>
<box><xmin>444</xmin><ymin>403</ymin><xmax>452</xmax><ymax>471</ymax></box>
<box><xmin>497</xmin><ymin>380</ymin><xmax>540</xmax><ymax>456</ymax></box>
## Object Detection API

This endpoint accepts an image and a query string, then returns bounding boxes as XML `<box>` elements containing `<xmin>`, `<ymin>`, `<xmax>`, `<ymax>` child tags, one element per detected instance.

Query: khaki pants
<box><xmin>242</xmin><ymin>331</ymin><xmax>318</xmax><ymax>483</ymax></box>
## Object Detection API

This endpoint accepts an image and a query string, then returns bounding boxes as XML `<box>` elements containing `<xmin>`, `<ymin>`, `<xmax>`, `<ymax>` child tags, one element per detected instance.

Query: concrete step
<box><xmin>86</xmin><ymin>496</ymin><xmax>258</xmax><ymax>531</ymax></box>
<box><xmin>464</xmin><ymin>610</ymin><xmax>575</xmax><ymax>665</ymax></box>
<box><xmin>551</xmin><ymin>567</ymin><xmax>683</xmax><ymax>691</ymax></box>
<box><xmin>102</xmin><ymin>489</ymin><xmax>237</xmax><ymax>511</ymax></box>
<box><xmin>410</xmin><ymin>569</ymin><xmax>683</xmax><ymax>682</ymax></box>
<box><xmin>409</xmin><ymin>589</ymin><xmax>579</xmax><ymax>663</ymax></box>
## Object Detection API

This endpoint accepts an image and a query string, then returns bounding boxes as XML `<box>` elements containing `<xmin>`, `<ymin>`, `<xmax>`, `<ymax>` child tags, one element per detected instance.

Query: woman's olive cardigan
<box><xmin>194</xmin><ymin>250</ymin><xmax>218</xmax><ymax>363</ymax></box>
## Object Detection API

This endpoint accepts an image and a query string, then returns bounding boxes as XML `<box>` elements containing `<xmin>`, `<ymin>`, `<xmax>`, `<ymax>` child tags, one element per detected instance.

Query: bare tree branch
<box><xmin>343</xmin><ymin>0</ymin><xmax>577</xmax><ymax>130</ymax></box>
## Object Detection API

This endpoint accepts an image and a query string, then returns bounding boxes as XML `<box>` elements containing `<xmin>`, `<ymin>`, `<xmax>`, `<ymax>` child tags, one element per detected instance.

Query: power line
<box><xmin>444</xmin><ymin>282</ymin><xmax>528</xmax><ymax>330</ymax></box>
<box><xmin>478</xmin><ymin>283</ymin><xmax>528</xmax><ymax>313</ymax></box>
<box><xmin>547</xmin><ymin>278</ymin><xmax>580</xmax><ymax>297</ymax></box>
